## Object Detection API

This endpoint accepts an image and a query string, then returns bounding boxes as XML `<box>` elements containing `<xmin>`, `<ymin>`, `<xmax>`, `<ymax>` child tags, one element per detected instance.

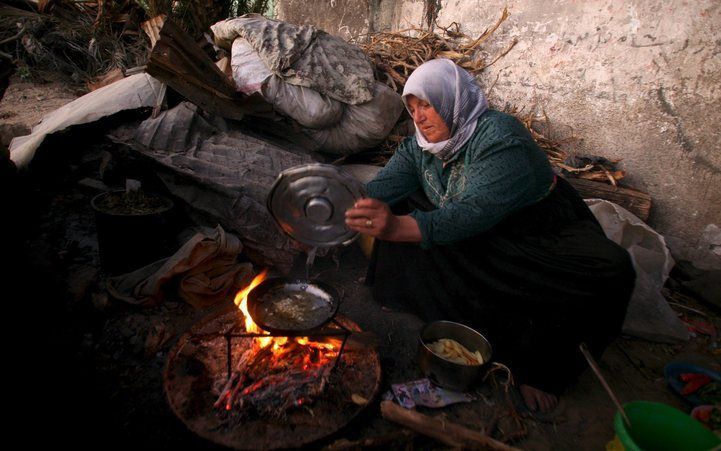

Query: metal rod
<box><xmin>579</xmin><ymin>343</ymin><xmax>631</xmax><ymax>427</ymax></box>
<box><xmin>329</xmin><ymin>317</ymin><xmax>350</xmax><ymax>371</ymax></box>
<box><xmin>333</xmin><ymin>334</ymin><xmax>348</xmax><ymax>371</ymax></box>
<box><xmin>193</xmin><ymin>330</ymin><xmax>349</xmax><ymax>340</ymax></box>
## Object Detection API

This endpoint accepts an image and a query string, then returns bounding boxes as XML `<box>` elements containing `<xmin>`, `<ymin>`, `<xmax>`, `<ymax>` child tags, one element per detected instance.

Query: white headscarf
<box><xmin>402</xmin><ymin>59</ymin><xmax>488</xmax><ymax>162</ymax></box>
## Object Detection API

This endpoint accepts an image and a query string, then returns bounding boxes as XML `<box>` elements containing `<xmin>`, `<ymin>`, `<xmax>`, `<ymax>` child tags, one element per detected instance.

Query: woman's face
<box><xmin>405</xmin><ymin>95</ymin><xmax>450</xmax><ymax>143</ymax></box>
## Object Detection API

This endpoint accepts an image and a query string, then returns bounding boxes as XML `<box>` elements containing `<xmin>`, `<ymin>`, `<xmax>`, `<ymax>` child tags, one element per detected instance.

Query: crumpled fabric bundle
<box><xmin>107</xmin><ymin>225</ymin><xmax>253</xmax><ymax>308</ymax></box>
<box><xmin>226</xmin><ymin>35</ymin><xmax>404</xmax><ymax>154</ymax></box>
<box><xmin>211</xmin><ymin>14</ymin><xmax>374</xmax><ymax>105</ymax></box>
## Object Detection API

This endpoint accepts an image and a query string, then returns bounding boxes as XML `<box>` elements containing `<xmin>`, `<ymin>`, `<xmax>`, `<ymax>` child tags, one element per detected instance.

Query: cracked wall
<box><xmin>276</xmin><ymin>0</ymin><xmax>721</xmax><ymax>268</ymax></box>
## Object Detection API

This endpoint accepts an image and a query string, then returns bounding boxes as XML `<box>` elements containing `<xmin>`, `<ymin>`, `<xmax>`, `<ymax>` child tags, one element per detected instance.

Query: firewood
<box><xmin>226</xmin><ymin>372</ymin><xmax>247</xmax><ymax>410</ymax></box>
<box><xmin>380</xmin><ymin>400</ymin><xmax>520</xmax><ymax>451</ymax></box>
<box><xmin>213</xmin><ymin>372</ymin><xmax>236</xmax><ymax>409</ymax></box>
<box><xmin>218</xmin><ymin>338</ymin><xmax>337</xmax><ymax>416</ymax></box>
<box><xmin>238</xmin><ymin>367</ymin><xmax>331</xmax><ymax>416</ymax></box>
<box><xmin>566</xmin><ymin>177</ymin><xmax>652</xmax><ymax>221</ymax></box>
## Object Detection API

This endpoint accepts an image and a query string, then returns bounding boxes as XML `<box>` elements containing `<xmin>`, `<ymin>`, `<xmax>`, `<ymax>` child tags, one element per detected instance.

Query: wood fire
<box><xmin>213</xmin><ymin>270</ymin><xmax>340</xmax><ymax>415</ymax></box>
<box><xmin>164</xmin><ymin>306</ymin><xmax>381</xmax><ymax>449</ymax></box>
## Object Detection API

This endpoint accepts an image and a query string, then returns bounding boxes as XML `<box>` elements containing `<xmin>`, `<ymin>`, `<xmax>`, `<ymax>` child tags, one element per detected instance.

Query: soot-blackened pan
<box><xmin>246</xmin><ymin>277</ymin><xmax>340</xmax><ymax>334</ymax></box>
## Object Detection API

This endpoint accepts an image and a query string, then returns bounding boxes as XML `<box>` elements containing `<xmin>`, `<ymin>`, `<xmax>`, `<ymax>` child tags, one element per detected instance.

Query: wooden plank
<box><xmin>141</xmin><ymin>14</ymin><xmax>166</xmax><ymax>50</ymax></box>
<box><xmin>566</xmin><ymin>177</ymin><xmax>652</xmax><ymax>221</ymax></box>
<box><xmin>146</xmin><ymin>19</ymin><xmax>273</xmax><ymax>121</ymax></box>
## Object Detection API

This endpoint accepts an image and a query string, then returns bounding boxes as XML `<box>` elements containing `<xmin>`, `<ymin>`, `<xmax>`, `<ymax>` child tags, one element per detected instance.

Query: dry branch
<box><xmin>381</xmin><ymin>400</ymin><xmax>520</xmax><ymax>451</ymax></box>
<box><xmin>516</xmin><ymin>109</ymin><xmax>628</xmax><ymax>186</ymax></box>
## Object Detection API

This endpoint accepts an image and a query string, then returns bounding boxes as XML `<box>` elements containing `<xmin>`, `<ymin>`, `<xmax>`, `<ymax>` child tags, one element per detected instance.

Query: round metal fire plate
<box><xmin>163</xmin><ymin>307</ymin><xmax>381</xmax><ymax>451</ymax></box>
<box><xmin>267</xmin><ymin>164</ymin><xmax>365</xmax><ymax>247</ymax></box>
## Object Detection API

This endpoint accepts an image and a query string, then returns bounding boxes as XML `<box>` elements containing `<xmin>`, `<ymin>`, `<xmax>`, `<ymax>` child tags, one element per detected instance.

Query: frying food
<box><xmin>427</xmin><ymin>338</ymin><xmax>484</xmax><ymax>365</ymax></box>
<box><xmin>256</xmin><ymin>285</ymin><xmax>334</xmax><ymax>330</ymax></box>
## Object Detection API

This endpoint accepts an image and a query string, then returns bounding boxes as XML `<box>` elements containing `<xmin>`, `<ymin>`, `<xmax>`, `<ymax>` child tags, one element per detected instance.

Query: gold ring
<box><xmin>365</xmin><ymin>219</ymin><xmax>373</xmax><ymax>227</ymax></box>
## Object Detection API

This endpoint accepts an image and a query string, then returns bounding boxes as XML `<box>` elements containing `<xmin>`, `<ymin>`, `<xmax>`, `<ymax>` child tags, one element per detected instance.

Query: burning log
<box><xmin>236</xmin><ymin>367</ymin><xmax>330</xmax><ymax>415</ymax></box>
<box><xmin>215</xmin><ymin>339</ymin><xmax>337</xmax><ymax>417</ymax></box>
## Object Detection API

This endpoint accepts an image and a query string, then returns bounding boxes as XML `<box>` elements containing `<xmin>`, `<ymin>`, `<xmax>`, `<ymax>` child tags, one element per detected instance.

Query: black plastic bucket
<box><xmin>91</xmin><ymin>191</ymin><xmax>175</xmax><ymax>276</ymax></box>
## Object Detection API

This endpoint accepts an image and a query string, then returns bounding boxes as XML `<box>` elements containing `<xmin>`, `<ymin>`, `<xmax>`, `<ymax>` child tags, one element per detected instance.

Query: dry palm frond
<box><xmin>355</xmin><ymin>8</ymin><xmax>513</xmax><ymax>94</ymax></box>
<box><xmin>2</xmin><ymin>2</ymin><xmax>148</xmax><ymax>83</ymax></box>
<box><xmin>515</xmin><ymin>107</ymin><xmax>625</xmax><ymax>185</ymax></box>
<box><xmin>2</xmin><ymin>1</ymin><xmax>268</xmax><ymax>84</ymax></box>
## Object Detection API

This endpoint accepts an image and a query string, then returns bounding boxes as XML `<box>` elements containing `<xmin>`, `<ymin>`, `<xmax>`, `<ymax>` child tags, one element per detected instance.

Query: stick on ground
<box><xmin>380</xmin><ymin>400</ymin><xmax>520</xmax><ymax>451</ymax></box>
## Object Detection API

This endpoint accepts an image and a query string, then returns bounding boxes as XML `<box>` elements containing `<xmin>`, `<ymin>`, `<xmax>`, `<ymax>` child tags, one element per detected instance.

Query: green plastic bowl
<box><xmin>615</xmin><ymin>401</ymin><xmax>720</xmax><ymax>451</ymax></box>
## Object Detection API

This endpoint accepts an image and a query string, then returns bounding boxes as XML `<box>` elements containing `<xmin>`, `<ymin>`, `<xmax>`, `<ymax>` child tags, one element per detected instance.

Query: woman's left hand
<box><xmin>345</xmin><ymin>198</ymin><xmax>398</xmax><ymax>239</ymax></box>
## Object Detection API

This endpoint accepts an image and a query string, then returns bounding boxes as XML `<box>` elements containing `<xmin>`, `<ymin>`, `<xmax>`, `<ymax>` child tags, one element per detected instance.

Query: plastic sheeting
<box><xmin>9</xmin><ymin>73</ymin><xmax>163</xmax><ymax>168</ymax></box>
<box><xmin>110</xmin><ymin>102</ymin><xmax>320</xmax><ymax>270</ymax></box>
<box><xmin>586</xmin><ymin>199</ymin><xmax>688</xmax><ymax>343</ymax></box>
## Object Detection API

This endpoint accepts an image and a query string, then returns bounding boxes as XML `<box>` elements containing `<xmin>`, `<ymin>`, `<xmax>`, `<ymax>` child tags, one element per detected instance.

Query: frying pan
<box><xmin>246</xmin><ymin>277</ymin><xmax>340</xmax><ymax>334</ymax></box>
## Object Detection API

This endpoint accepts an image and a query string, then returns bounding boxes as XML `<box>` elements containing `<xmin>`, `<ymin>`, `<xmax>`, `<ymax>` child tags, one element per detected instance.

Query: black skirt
<box><xmin>367</xmin><ymin>177</ymin><xmax>635</xmax><ymax>393</ymax></box>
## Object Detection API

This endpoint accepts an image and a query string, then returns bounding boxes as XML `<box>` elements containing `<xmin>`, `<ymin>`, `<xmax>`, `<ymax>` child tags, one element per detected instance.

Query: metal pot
<box><xmin>417</xmin><ymin>321</ymin><xmax>493</xmax><ymax>391</ymax></box>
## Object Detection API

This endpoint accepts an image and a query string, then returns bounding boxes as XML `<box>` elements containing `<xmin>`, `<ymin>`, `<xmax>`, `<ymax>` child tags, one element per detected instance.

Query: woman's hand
<box><xmin>345</xmin><ymin>198</ymin><xmax>422</xmax><ymax>243</ymax></box>
<box><xmin>345</xmin><ymin>198</ymin><xmax>397</xmax><ymax>239</ymax></box>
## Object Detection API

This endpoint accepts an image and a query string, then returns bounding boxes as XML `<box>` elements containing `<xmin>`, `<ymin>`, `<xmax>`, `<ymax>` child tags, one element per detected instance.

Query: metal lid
<box><xmin>267</xmin><ymin>164</ymin><xmax>365</xmax><ymax>247</ymax></box>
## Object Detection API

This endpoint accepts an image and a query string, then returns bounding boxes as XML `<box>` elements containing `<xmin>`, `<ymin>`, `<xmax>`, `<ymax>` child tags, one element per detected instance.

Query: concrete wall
<box><xmin>275</xmin><ymin>0</ymin><xmax>373</xmax><ymax>41</ymax></box>
<box><xmin>276</xmin><ymin>0</ymin><xmax>721</xmax><ymax>268</ymax></box>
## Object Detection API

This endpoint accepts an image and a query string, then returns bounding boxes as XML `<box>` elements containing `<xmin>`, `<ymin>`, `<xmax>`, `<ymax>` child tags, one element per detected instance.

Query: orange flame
<box><xmin>223</xmin><ymin>269</ymin><xmax>341</xmax><ymax>412</ymax></box>
<box><xmin>233</xmin><ymin>268</ymin><xmax>338</xmax><ymax>356</ymax></box>
<box><xmin>234</xmin><ymin>268</ymin><xmax>274</xmax><ymax>348</ymax></box>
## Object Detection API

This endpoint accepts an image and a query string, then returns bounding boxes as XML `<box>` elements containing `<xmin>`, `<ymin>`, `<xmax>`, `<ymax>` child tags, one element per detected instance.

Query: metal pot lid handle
<box><xmin>267</xmin><ymin>164</ymin><xmax>365</xmax><ymax>247</ymax></box>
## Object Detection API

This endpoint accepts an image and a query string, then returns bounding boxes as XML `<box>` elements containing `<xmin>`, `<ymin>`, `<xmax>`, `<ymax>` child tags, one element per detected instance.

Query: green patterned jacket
<box><xmin>366</xmin><ymin>110</ymin><xmax>555</xmax><ymax>248</ymax></box>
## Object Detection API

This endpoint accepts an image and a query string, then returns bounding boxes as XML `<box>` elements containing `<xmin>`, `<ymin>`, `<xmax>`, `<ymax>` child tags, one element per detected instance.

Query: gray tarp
<box><xmin>110</xmin><ymin>102</ymin><xmax>321</xmax><ymax>270</ymax></box>
<box><xmin>211</xmin><ymin>14</ymin><xmax>374</xmax><ymax>105</ymax></box>
<box><xmin>10</xmin><ymin>73</ymin><xmax>163</xmax><ymax>168</ymax></box>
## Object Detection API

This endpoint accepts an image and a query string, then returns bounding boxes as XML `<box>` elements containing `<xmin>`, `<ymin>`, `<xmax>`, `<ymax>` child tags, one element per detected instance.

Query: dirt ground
<box><xmin>0</xmin><ymin>75</ymin><xmax>82</xmax><ymax>130</ymax></box>
<box><xmin>2</xmin><ymin>78</ymin><xmax>720</xmax><ymax>450</ymax></box>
